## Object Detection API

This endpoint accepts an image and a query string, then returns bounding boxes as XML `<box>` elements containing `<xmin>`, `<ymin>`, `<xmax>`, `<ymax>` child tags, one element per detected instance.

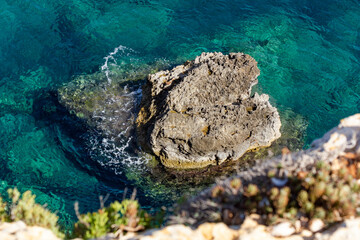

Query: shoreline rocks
<box><xmin>171</xmin><ymin>114</ymin><xmax>360</xmax><ymax>226</ymax></box>
<box><xmin>97</xmin><ymin>216</ymin><xmax>360</xmax><ymax>240</ymax></box>
<box><xmin>136</xmin><ymin>52</ymin><xmax>281</xmax><ymax>169</ymax></box>
<box><xmin>2</xmin><ymin>216</ymin><xmax>359</xmax><ymax>240</ymax></box>
<box><xmin>2</xmin><ymin>114</ymin><xmax>360</xmax><ymax>240</ymax></box>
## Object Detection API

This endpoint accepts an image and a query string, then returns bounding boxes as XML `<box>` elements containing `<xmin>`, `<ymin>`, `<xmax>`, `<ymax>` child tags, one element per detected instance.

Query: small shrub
<box><xmin>179</xmin><ymin>152</ymin><xmax>360</xmax><ymax>230</ymax></box>
<box><xmin>1</xmin><ymin>188</ymin><xmax>165</xmax><ymax>239</ymax></box>
<box><xmin>73</xmin><ymin>198</ymin><xmax>164</xmax><ymax>239</ymax></box>
<box><xmin>0</xmin><ymin>197</ymin><xmax>7</xmax><ymax>222</ymax></box>
<box><xmin>0</xmin><ymin>188</ymin><xmax>64</xmax><ymax>238</ymax></box>
<box><xmin>233</xmin><ymin>157</ymin><xmax>360</xmax><ymax>226</ymax></box>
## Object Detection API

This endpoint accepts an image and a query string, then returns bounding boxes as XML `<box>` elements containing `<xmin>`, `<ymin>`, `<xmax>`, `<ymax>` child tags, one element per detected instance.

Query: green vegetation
<box><xmin>0</xmin><ymin>188</ymin><xmax>64</xmax><ymax>238</ymax></box>
<box><xmin>263</xmin><ymin>157</ymin><xmax>359</xmax><ymax>225</ymax></box>
<box><xmin>72</xmin><ymin>195</ymin><xmax>164</xmax><ymax>239</ymax></box>
<box><xmin>207</xmin><ymin>153</ymin><xmax>360</xmax><ymax>228</ymax></box>
<box><xmin>0</xmin><ymin>188</ymin><xmax>164</xmax><ymax>239</ymax></box>
<box><xmin>2</xmin><ymin>153</ymin><xmax>360</xmax><ymax>238</ymax></box>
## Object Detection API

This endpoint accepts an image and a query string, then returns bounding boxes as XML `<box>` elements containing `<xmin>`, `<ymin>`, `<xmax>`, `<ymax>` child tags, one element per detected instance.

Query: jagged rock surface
<box><xmin>172</xmin><ymin>114</ymin><xmax>360</xmax><ymax>226</ymax></box>
<box><xmin>136</xmin><ymin>52</ymin><xmax>281</xmax><ymax>169</ymax></box>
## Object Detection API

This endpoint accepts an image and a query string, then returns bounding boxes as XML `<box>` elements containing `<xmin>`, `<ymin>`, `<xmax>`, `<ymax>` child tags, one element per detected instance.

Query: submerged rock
<box><xmin>137</xmin><ymin>52</ymin><xmax>281</xmax><ymax>169</ymax></box>
<box><xmin>56</xmin><ymin>54</ymin><xmax>304</xmax><ymax>205</ymax></box>
<box><xmin>58</xmin><ymin>72</ymin><xmax>141</xmax><ymax>138</ymax></box>
<box><xmin>58</xmin><ymin>58</ymin><xmax>170</xmax><ymax>138</ymax></box>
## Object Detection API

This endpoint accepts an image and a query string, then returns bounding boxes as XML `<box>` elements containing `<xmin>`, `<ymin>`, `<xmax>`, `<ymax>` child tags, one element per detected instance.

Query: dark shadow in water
<box><xmin>31</xmin><ymin>90</ymin><xmax>159</xmax><ymax>217</ymax></box>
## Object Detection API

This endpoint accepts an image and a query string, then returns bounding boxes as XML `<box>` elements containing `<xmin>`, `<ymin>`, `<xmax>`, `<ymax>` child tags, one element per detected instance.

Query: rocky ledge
<box><xmin>104</xmin><ymin>114</ymin><xmax>360</xmax><ymax>240</ymax></box>
<box><xmin>136</xmin><ymin>52</ymin><xmax>281</xmax><ymax>169</ymax></box>
<box><xmin>2</xmin><ymin>114</ymin><xmax>360</xmax><ymax>240</ymax></box>
<box><xmin>119</xmin><ymin>216</ymin><xmax>360</xmax><ymax>240</ymax></box>
<box><xmin>172</xmin><ymin>114</ymin><xmax>360</xmax><ymax>226</ymax></box>
<box><xmin>3</xmin><ymin>217</ymin><xmax>360</xmax><ymax>240</ymax></box>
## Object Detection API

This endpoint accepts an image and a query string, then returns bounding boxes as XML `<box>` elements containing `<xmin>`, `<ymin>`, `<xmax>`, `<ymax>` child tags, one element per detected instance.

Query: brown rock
<box><xmin>173</xmin><ymin>114</ymin><xmax>360</xmax><ymax>226</ymax></box>
<box><xmin>137</xmin><ymin>52</ymin><xmax>281</xmax><ymax>169</ymax></box>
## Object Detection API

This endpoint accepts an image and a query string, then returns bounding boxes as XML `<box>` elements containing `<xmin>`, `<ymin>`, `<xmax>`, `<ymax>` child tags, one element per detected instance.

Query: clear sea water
<box><xmin>1</xmin><ymin>0</ymin><xmax>360</xmax><ymax>228</ymax></box>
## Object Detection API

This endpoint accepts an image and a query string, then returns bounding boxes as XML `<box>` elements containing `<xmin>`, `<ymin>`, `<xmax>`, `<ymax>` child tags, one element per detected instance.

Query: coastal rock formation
<box><xmin>2</xmin><ymin>213</ymin><xmax>359</xmax><ymax>240</ymax></box>
<box><xmin>136</xmin><ymin>52</ymin><xmax>281</xmax><ymax>169</ymax></box>
<box><xmin>58</xmin><ymin>59</ymin><xmax>170</xmax><ymax>138</ymax></box>
<box><xmin>58</xmin><ymin>72</ymin><xmax>142</xmax><ymax>138</ymax></box>
<box><xmin>97</xmin><ymin>216</ymin><xmax>360</xmax><ymax>240</ymax></box>
<box><xmin>2</xmin><ymin>115</ymin><xmax>360</xmax><ymax>240</ymax></box>
<box><xmin>172</xmin><ymin>114</ymin><xmax>360</xmax><ymax>226</ymax></box>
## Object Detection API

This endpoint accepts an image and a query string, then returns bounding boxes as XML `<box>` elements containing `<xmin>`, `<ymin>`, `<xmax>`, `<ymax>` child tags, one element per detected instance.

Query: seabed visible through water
<box><xmin>0</xmin><ymin>0</ymin><xmax>359</xmax><ymax>228</ymax></box>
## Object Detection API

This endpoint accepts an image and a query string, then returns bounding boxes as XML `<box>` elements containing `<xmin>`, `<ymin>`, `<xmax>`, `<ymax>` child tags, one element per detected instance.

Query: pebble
<box><xmin>271</xmin><ymin>222</ymin><xmax>296</xmax><ymax>237</ymax></box>
<box><xmin>309</xmin><ymin>219</ymin><xmax>325</xmax><ymax>233</ymax></box>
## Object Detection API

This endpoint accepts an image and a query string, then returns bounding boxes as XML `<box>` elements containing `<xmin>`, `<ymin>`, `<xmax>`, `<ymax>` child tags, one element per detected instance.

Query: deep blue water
<box><xmin>0</xmin><ymin>0</ymin><xmax>360</xmax><ymax>227</ymax></box>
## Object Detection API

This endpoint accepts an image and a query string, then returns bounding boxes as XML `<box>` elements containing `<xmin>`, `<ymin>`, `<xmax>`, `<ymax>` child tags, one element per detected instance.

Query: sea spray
<box><xmin>101</xmin><ymin>45</ymin><xmax>136</xmax><ymax>84</ymax></box>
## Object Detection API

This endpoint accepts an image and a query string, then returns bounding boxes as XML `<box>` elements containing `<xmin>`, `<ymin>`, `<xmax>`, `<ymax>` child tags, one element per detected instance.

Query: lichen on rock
<box><xmin>137</xmin><ymin>52</ymin><xmax>281</xmax><ymax>169</ymax></box>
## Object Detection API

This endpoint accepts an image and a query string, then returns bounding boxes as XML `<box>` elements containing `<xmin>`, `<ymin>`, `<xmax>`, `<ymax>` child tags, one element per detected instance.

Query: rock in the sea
<box><xmin>58</xmin><ymin>72</ymin><xmax>141</xmax><ymax>138</ymax></box>
<box><xmin>58</xmin><ymin>59</ymin><xmax>170</xmax><ymax>139</ymax></box>
<box><xmin>136</xmin><ymin>52</ymin><xmax>281</xmax><ymax>169</ymax></box>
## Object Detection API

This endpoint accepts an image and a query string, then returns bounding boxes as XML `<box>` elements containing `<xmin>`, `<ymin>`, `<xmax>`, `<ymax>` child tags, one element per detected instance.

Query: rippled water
<box><xmin>0</xmin><ymin>0</ymin><xmax>360</xmax><ymax>228</ymax></box>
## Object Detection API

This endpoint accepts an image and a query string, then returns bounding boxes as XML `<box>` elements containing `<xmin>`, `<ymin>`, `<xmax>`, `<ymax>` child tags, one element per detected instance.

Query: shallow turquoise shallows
<box><xmin>0</xmin><ymin>0</ymin><xmax>360</xmax><ymax>228</ymax></box>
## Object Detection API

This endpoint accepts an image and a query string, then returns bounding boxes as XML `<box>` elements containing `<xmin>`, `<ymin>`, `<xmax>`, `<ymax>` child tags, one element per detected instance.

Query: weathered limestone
<box><xmin>2</xmin><ymin>217</ymin><xmax>358</xmax><ymax>240</ymax></box>
<box><xmin>97</xmin><ymin>216</ymin><xmax>360</xmax><ymax>240</ymax></box>
<box><xmin>0</xmin><ymin>221</ymin><xmax>60</xmax><ymax>240</ymax></box>
<box><xmin>136</xmin><ymin>52</ymin><xmax>281</xmax><ymax>169</ymax></box>
<box><xmin>172</xmin><ymin>114</ymin><xmax>360</xmax><ymax>226</ymax></box>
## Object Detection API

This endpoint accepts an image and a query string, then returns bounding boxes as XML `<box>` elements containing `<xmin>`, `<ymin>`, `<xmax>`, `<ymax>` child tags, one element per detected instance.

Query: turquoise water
<box><xmin>0</xmin><ymin>0</ymin><xmax>360</xmax><ymax>228</ymax></box>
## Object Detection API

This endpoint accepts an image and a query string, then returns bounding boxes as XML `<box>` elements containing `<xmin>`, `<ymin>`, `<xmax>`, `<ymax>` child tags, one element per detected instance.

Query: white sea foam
<box><xmin>100</xmin><ymin>45</ymin><xmax>135</xmax><ymax>84</ymax></box>
<box><xmin>88</xmin><ymin>130</ymin><xmax>150</xmax><ymax>175</ymax></box>
<box><xmin>94</xmin><ymin>46</ymin><xmax>164</xmax><ymax>173</ymax></box>
<box><xmin>85</xmin><ymin>80</ymin><xmax>147</xmax><ymax>173</ymax></box>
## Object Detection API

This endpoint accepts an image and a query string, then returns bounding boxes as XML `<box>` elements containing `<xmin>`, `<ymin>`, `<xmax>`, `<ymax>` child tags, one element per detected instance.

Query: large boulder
<box><xmin>136</xmin><ymin>52</ymin><xmax>281</xmax><ymax>169</ymax></box>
